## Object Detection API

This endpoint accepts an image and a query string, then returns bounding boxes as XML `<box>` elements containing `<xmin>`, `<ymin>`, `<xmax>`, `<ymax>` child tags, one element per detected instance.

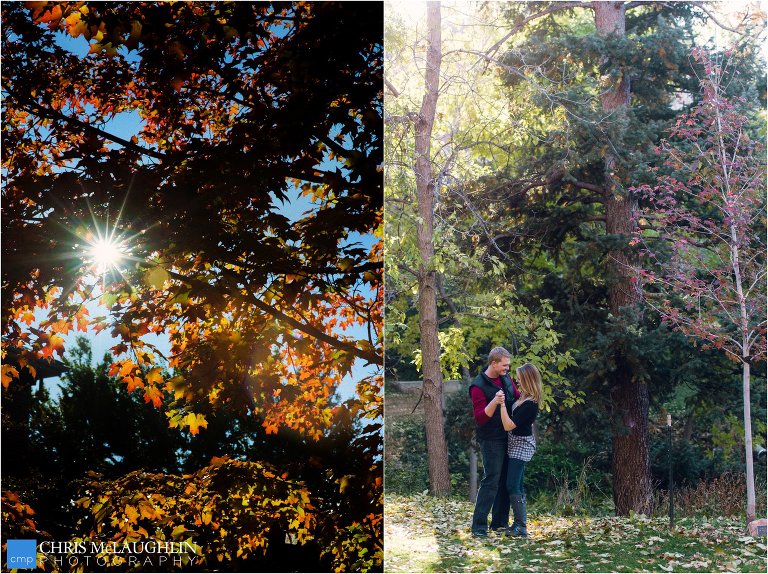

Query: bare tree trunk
<box><xmin>415</xmin><ymin>1</ymin><xmax>450</xmax><ymax>496</ymax></box>
<box><xmin>469</xmin><ymin>434</ymin><xmax>479</xmax><ymax>503</ymax></box>
<box><xmin>732</xmin><ymin>230</ymin><xmax>755</xmax><ymax>523</ymax></box>
<box><xmin>594</xmin><ymin>0</ymin><xmax>653</xmax><ymax>515</ymax></box>
<box><xmin>722</xmin><ymin>99</ymin><xmax>756</xmax><ymax>522</ymax></box>
<box><xmin>742</xmin><ymin>360</ymin><xmax>755</xmax><ymax>523</ymax></box>
<box><xmin>462</xmin><ymin>363</ymin><xmax>478</xmax><ymax>501</ymax></box>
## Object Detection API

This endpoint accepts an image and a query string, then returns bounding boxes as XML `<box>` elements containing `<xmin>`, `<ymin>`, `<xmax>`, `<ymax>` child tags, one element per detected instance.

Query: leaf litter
<box><xmin>385</xmin><ymin>494</ymin><xmax>768</xmax><ymax>573</ymax></box>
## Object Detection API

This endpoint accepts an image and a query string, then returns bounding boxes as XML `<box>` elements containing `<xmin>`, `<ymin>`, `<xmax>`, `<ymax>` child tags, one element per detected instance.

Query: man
<box><xmin>469</xmin><ymin>346</ymin><xmax>519</xmax><ymax>537</ymax></box>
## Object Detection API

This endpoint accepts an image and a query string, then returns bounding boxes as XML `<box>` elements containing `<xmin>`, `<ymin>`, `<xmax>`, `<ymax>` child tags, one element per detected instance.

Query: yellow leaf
<box><xmin>139</xmin><ymin>502</ymin><xmax>155</xmax><ymax>520</ymax></box>
<box><xmin>144</xmin><ymin>266</ymin><xmax>170</xmax><ymax>290</ymax></box>
<box><xmin>145</xmin><ymin>367</ymin><xmax>163</xmax><ymax>386</ymax></box>
<box><xmin>185</xmin><ymin>413</ymin><xmax>208</xmax><ymax>435</ymax></box>
<box><xmin>124</xmin><ymin>505</ymin><xmax>139</xmax><ymax>524</ymax></box>
<box><xmin>130</xmin><ymin>20</ymin><xmax>142</xmax><ymax>41</ymax></box>
<box><xmin>338</xmin><ymin>475</ymin><xmax>352</xmax><ymax>493</ymax></box>
<box><xmin>125</xmin><ymin>375</ymin><xmax>143</xmax><ymax>392</ymax></box>
<box><xmin>338</xmin><ymin>257</ymin><xmax>354</xmax><ymax>272</ymax></box>
<box><xmin>64</xmin><ymin>10</ymin><xmax>80</xmax><ymax>27</ymax></box>
<box><xmin>2</xmin><ymin>364</ymin><xmax>19</xmax><ymax>388</ymax></box>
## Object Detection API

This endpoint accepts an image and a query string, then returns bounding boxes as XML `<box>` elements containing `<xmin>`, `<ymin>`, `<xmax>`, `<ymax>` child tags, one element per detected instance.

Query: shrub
<box><xmin>384</xmin><ymin>417</ymin><xmax>429</xmax><ymax>494</ymax></box>
<box><xmin>530</xmin><ymin>455</ymin><xmax>614</xmax><ymax>517</ymax></box>
<box><xmin>650</xmin><ymin>434</ymin><xmax>743</xmax><ymax>488</ymax></box>
<box><xmin>525</xmin><ymin>441</ymin><xmax>610</xmax><ymax>498</ymax></box>
<box><xmin>653</xmin><ymin>470</ymin><xmax>768</xmax><ymax>518</ymax></box>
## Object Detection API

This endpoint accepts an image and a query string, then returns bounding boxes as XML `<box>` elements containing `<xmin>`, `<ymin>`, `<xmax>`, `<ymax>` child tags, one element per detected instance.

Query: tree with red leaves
<box><xmin>633</xmin><ymin>48</ymin><xmax>766</xmax><ymax>524</ymax></box>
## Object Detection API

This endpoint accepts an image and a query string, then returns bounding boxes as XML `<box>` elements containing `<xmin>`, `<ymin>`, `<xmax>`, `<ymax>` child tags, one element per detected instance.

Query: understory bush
<box><xmin>524</xmin><ymin>439</ymin><xmax>613</xmax><ymax>504</ymax></box>
<box><xmin>653</xmin><ymin>470</ymin><xmax>768</xmax><ymax>519</ymax></box>
<box><xmin>649</xmin><ymin>434</ymin><xmax>745</xmax><ymax>488</ymax></box>
<box><xmin>385</xmin><ymin>416</ymin><xmax>429</xmax><ymax>494</ymax></box>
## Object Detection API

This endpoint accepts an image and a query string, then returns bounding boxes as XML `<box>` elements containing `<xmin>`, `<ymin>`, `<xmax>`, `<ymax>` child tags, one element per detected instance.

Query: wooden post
<box><xmin>668</xmin><ymin>414</ymin><xmax>674</xmax><ymax>528</ymax></box>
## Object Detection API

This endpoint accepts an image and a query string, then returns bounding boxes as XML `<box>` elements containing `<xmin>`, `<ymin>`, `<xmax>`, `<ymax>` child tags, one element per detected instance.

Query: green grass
<box><xmin>385</xmin><ymin>494</ymin><xmax>768</xmax><ymax>573</ymax></box>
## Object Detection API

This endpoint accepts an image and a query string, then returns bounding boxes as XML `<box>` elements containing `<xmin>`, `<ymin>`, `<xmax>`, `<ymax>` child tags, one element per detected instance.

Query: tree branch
<box><xmin>486</xmin><ymin>2</ymin><xmax>594</xmax><ymax>57</ymax></box>
<box><xmin>317</xmin><ymin>134</ymin><xmax>355</xmax><ymax>160</ymax></box>
<box><xmin>686</xmin><ymin>1</ymin><xmax>752</xmax><ymax>36</ymax></box>
<box><xmin>244</xmin><ymin>288</ymin><xmax>379</xmax><ymax>365</ymax></box>
<box><xmin>624</xmin><ymin>1</ymin><xmax>658</xmax><ymax>9</ymax></box>
<box><xmin>395</xmin><ymin>261</ymin><xmax>418</xmax><ymax>278</ymax></box>
<box><xmin>10</xmin><ymin>93</ymin><xmax>170</xmax><ymax>161</ymax></box>
<box><xmin>165</xmin><ymin>268</ymin><xmax>381</xmax><ymax>365</ymax></box>
<box><xmin>570</xmin><ymin>179</ymin><xmax>607</xmax><ymax>195</ymax></box>
<box><xmin>384</xmin><ymin>78</ymin><xmax>401</xmax><ymax>97</ymax></box>
<box><xmin>509</xmin><ymin>173</ymin><xmax>606</xmax><ymax>197</ymax></box>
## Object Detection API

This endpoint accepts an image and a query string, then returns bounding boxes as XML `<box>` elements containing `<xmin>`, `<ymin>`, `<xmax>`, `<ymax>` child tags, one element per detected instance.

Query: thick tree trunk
<box><xmin>611</xmin><ymin>373</ymin><xmax>653</xmax><ymax>514</ymax></box>
<box><xmin>594</xmin><ymin>0</ymin><xmax>653</xmax><ymax>515</ymax></box>
<box><xmin>415</xmin><ymin>1</ymin><xmax>450</xmax><ymax>496</ymax></box>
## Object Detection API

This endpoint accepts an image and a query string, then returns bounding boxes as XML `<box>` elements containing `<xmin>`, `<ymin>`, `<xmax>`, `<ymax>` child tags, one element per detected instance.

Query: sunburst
<box><xmin>85</xmin><ymin>224</ymin><xmax>129</xmax><ymax>277</ymax></box>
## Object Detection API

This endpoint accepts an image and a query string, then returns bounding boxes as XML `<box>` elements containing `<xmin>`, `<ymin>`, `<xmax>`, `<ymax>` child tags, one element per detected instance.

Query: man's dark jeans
<box><xmin>471</xmin><ymin>438</ymin><xmax>509</xmax><ymax>534</ymax></box>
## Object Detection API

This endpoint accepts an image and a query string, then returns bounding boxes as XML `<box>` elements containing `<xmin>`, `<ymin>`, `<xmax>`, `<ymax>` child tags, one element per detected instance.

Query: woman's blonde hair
<box><xmin>515</xmin><ymin>363</ymin><xmax>542</xmax><ymax>403</ymax></box>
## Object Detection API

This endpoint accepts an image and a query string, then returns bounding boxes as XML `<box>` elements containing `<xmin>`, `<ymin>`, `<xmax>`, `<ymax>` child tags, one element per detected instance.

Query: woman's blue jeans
<box><xmin>506</xmin><ymin>457</ymin><xmax>526</xmax><ymax>496</ymax></box>
<box><xmin>471</xmin><ymin>438</ymin><xmax>509</xmax><ymax>533</ymax></box>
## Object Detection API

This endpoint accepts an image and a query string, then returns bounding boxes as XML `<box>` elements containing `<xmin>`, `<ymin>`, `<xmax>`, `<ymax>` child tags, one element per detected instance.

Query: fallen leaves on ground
<box><xmin>384</xmin><ymin>494</ymin><xmax>767</xmax><ymax>573</ymax></box>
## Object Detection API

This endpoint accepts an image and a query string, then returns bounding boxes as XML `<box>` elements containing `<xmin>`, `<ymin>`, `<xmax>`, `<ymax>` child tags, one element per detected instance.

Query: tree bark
<box><xmin>594</xmin><ymin>0</ymin><xmax>653</xmax><ymax>515</ymax></box>
<box><xmin>469</xmin><ymin>435</ymin><xmax>479</xmax><ymax>503</ymax></box>
<box><xmin>732</xmin><ymin>226</ymin><xmax>755</xmax><ymax>523</ymax></box>
<box><xmin>610</xmin><ymin>375</ymin><xmax>653</xmax><ymax>514</ymax></box>
<box><xmin>722</xmin><ymin>100</ymin><xmax>756</xmax><ymax>523</ymax></box>
<box><xmin>415</xmin><ymin>1</ymin><xmax>451</xmax><ymax>496</ymax></box>
<box><xmin>742</xmin><ymin>360</ymin><xmax>755</xmax><ymax>523</ymax></box>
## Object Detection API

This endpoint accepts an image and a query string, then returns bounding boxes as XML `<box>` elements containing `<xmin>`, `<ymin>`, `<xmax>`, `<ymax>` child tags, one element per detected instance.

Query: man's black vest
<box><xmin>468</xmin><ymin>372</ymin><xmax>517</xmax><ymax>441</ymax></box>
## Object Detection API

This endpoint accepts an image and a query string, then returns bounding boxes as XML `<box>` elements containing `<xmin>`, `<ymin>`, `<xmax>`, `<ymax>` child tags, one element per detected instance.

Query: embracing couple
<box><xmin>469</xmin><ymin>347</ymin><xmax>542</xmax><ymax>538</ymax></box>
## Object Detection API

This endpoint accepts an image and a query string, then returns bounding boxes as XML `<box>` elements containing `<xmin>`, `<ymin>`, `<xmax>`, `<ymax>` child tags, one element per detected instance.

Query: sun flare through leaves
<box><xmin>87</xmin><ymin>235</ymin><xmax>127</xmax><ymax>275</ymax></box>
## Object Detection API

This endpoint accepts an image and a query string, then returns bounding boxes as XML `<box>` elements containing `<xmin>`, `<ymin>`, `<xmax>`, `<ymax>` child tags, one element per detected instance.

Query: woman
<box><xmin>496</xmin><ymin>362</ymin><xmax>542</xmax><ymax>537</ymax></box>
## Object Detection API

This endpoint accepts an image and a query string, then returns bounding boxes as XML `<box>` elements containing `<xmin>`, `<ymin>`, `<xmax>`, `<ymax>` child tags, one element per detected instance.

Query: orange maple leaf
<box><xmin>1</xmin><ymin>365</ymin><xmax>20</xmax><ymax>388</ymax></box>
<box><xmin>118</xmin><ymin>360</ymin><xmax>136</xmax><ymax>378</ymax></box>
<box><xmin>143</xmin><ymin>386</ymin><xmax>163</xmax><ymax>408</ymax></box>
<box><xmin>124</xmin><ymin>375</ymin><xmax>143</xmax><ymax>392</ymax></box>
<box><xmin>145</xmin><ymin>367</ymin><xmax>163</xmax><ymax>386</ymax></box>
<box><xmin>124</xmin><ymin>504</ymin><xmax>139</xmax><ymax>524</ymax></box>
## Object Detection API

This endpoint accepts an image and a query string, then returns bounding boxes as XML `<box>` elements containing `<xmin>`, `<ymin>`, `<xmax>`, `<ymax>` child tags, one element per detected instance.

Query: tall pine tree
<box><xmin>489</xmin><ymin>1</ymin><xmax>763</xmax><ymax>514</ymax></box>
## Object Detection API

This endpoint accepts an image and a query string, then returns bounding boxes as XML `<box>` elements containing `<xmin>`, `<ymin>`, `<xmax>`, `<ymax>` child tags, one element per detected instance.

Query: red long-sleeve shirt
<box><xmin>471</xmin><ymin>377</ymin><xmax>512</xmax><ymax>425</ymax></box>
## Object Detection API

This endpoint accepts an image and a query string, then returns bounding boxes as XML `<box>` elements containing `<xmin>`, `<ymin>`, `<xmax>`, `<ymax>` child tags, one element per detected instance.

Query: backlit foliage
<box><xmin>2</xmin><ymin>1</ymin><xmax>382</xmax><ymax>570</ymax></box>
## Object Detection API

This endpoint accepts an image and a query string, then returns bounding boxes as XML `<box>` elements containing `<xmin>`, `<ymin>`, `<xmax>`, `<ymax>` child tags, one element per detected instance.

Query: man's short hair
<box><xmin>488</xmin><ymin>347</ymin><xmax>511</xmax><ymax>364</ymax></box>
